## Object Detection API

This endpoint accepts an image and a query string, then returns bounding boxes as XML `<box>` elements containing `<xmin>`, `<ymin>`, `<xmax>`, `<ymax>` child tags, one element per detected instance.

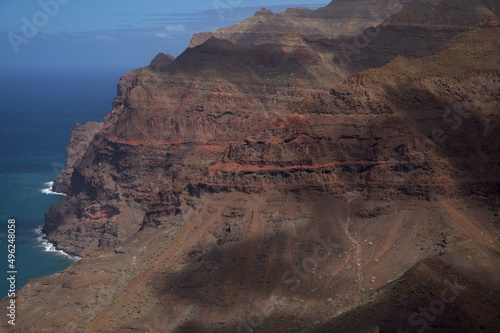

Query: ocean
<box><xmin>0</xmin><ymin>67</ymin><xmax>129</xmax><ymax>297</ymax></box>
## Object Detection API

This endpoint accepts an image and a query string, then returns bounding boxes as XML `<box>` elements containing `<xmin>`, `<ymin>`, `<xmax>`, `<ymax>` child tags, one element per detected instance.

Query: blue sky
<box><xmin>0</xmin><ymin>0</ymin><xmax>328</xmax><ymax>71</ymax></box>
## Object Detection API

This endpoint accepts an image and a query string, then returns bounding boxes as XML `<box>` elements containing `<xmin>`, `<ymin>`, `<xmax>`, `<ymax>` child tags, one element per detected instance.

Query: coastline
<box><xmin>32</xmin><ymin>226</ymin><xmax>81</xmax><ymax>261</ymax></box>
<box><xmin>40</xmin><ymin>181</ymin><xmax>66</xmax><ymax>196</ymax></box>
<box><xmin>39</xmin><ymin>182</ymin><xmax>79</xmax><ymax>261</ymax></box>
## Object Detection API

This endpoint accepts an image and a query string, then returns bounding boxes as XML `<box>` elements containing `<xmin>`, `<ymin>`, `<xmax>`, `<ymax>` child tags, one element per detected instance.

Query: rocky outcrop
<box><xmin>52</xmin><ymin>121</ymin><xmax>103</xmax><ymax>194</ymax></box>
<box><xmin>148</xmin><ymin>52</ymin><xmax>175</xmax><ymax>72</ymax></box>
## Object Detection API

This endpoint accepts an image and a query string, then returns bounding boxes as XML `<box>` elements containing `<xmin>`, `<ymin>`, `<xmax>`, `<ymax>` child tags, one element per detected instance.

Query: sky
<box><xmin>0</xmin><ymin>0</ymin><xmax>328</xmax><ymax>71</ymax></box>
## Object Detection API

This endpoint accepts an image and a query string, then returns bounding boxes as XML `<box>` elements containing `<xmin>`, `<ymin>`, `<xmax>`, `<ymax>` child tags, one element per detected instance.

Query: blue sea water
<box><xmin>0</xmin><ymin>67</ymin><xmax>129</xmax><ymax>297</ymax></box>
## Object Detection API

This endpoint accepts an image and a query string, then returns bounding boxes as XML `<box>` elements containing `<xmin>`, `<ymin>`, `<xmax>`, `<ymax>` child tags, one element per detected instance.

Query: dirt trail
<box><xmin>345</xmin><ymin>200</ymin><xmax>363</xmax><ymax>290</ymax></box>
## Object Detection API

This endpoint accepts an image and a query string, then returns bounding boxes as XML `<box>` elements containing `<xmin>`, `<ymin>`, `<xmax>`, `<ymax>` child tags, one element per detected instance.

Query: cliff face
<box><xmin>52</xmin><ymin>121</ymin><xmax>103</xmax><ymax>194</ymax></box>
<box><xmin>42</xmin><ymin>36</ymin><xmax>351</xmax><ymax>256</ymax></box>
<box><xmin>5</xmin><ymin>2</ymin><xmax>499</xmax><ymax>332</ymax></box>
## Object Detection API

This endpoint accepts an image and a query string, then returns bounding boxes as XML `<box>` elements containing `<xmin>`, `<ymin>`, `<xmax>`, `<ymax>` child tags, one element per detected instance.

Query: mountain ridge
<box><xmin>189</xmin><ymin>0</ymin><xmax>498</xmax><ymax>49</ymax></box>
